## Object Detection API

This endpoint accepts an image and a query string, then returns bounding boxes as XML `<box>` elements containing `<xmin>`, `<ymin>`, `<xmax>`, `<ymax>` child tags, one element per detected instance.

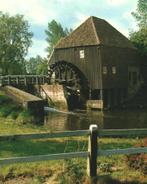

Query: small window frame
<box><xmin>112</xmin><ymin>66</ymin><xmax>116</xmax><ymax>74</ymax></box>
<box><xmin>79</xmin><ymin>50</ymin><xmax>85</xmax><ymax>59</ymax></box>
<box><xmin>103</xmin><ymin>66</ymin><xmax>108</xmax><ymax>75</ymax></box>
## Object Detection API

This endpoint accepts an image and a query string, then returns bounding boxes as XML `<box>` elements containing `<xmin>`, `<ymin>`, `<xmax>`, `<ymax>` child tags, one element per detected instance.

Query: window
<box><xmin>128</xmin><ymin>66</ymin><xmax>139</xmax><ymax>85</ymax></box>
<box><xmin>79</xmin><ymin>50</ymin><xmax>85</xmax><ymax>58</ymax></box>
<box><xmin>129</xmin><ymin>72</ymin><xmax>131</xmax><ymax>81</ymax></box>
<box><xmin>132</xmin><ymin>72</ymin><xmax>137</xmax><ymax>85</ymax></box>
<box><xmin>103</xmin><ymin>66</ymin><xmax>107</xmax><ymax>74</ymax></box>
<box><xmin>112</xmin><ymin>66</ymin><xmax>116</xmax><ymax>74</ymax></box>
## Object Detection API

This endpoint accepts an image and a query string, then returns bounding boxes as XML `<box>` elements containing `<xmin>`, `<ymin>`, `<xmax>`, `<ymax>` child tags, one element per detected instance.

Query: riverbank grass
<box><xmin>0</xmin><ymin>118</ymin><xmax>147</xmax><ymax>183</ymax></box>
<box><xmin>0</xmin><ymin>91</ymin><xmax>36</xmax><ymax>124</ymax></box>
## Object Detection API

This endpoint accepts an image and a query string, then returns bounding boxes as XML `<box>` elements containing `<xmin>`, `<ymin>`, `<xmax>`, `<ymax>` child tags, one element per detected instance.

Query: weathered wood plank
<box><xmin>0</xmin><ymin>130</ymin><xmax>90</xmax><ymax>141</ymax></box>
<box><xmin>87</xmin><ymin>125</ymin><xmax>98</xmax><ymax>177</ymax></box>
<box><xmin>0</xmin><ymin>151</ymin><xmax>89</xmax><ymax>165</ymax></box>
<box><xmin>1</xmin><ymin>128</ymin><xmax>147</xmax><ymax>141</ymax></box>
<box><xmin>98</xmin><ymin>147</ymin><xmax>147</xmax><ymax>156</ymax></box>
<box><xmin>99</xmin><ymin>129</ymin><xmax>147</xmax><ymax>137</ymax></box>
<box><xmin>0</xmin><ymin>75</ymin><xmax>49</xmax><ymax>86</ymax></box>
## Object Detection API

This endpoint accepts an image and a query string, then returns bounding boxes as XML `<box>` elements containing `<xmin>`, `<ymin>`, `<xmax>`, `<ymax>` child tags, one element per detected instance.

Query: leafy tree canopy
<box><xmin>26</xmin><ymin>55</ymin><xmax>48</xmax><ymax>75</ymax></box>
<box><xmin>130</xmin><ymin>0</ymin><xmax>147</xmax><ymax>55</ymax></box>
<box><xmin>0</xmin><ymin>12</ymin><xmax>33</xmax><ymax>75</ymax></box>
<box><xmin>132</xmin><ymin>0</ymin><xmax>147</xmax><ymax>28</ymax></box>
<box><xmin>45</xmin><ymin>20</ymin><xmax>72</xmax><ymax>55</ymax></box>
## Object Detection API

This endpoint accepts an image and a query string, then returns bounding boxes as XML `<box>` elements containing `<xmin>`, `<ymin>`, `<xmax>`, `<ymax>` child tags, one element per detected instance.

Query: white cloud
<box><xmin>73</xmin><ymin>13</ymin><xmax>89</xmax><ymax>29</ymax></box>
<box><xmin>28</xmin><ymin>39</ymin><xmax>48</xmax><ymax>58</ymax></box>
<box><xmin>107</xmin><ymin>18</ymin><xmax>129</xmax><ymax>36</ymax></box>
<box><xmin>0</xmin><ymin>0</ymin><xmax>56</xmax><ymax>25</ymax></box>
<box><xmin>122</xmin><ymin>0</ymin><xmax>138</xmax><ymax>32</ymax></box>
<box><xmin>107</xmin><ymin>0</ymin><xmax>128</xmax><ymax>6</ymax></box>
<box><xmin>0</xmin><ymin>0</ymin><xmax>138</xmax><ymax>58</ymax></box>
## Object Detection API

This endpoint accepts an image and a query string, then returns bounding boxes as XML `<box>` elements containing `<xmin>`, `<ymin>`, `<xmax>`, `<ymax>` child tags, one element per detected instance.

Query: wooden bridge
<box><xmin>0</xmin><ymin>75</ymin><xmax>50</xmax><ymax>86</ymax></box>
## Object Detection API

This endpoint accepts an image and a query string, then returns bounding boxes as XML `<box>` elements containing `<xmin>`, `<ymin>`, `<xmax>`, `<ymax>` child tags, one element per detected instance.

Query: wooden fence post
<box><xmin>87</xmin><ymin>124</ymin><xmax>98</xmax><ymax>180</ymax></box>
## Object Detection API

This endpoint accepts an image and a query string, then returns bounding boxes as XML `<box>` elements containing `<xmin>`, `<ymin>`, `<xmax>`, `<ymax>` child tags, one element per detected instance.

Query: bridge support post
<box><xmin>87</xmin><ymin>124</ymin><xmax>98</xmax><ymax>183</ymax></box>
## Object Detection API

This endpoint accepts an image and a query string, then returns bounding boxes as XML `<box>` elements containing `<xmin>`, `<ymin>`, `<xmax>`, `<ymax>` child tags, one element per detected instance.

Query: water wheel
<box><xmin>48</xmin><ymin>61</ymin><xmax>89</xmax><ymax>109</ymax></box>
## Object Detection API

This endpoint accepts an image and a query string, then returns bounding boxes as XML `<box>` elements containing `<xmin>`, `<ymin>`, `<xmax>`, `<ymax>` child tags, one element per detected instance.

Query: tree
<box><xmin>45</xmin><ymin>20</ymin><xmax>72</xmax><ymax>55</ymax></box>
<box><xmin>26</xmin><ymin>55</ymin><xmax>48</xmax><ymax>75</ymax></box>
<box><xmin>0</xmin><ymin>12</ymin><xmax>33</xmax><ymax>75</ymax></box>
<box><xmin>130</xmin><ymin>28</ymin><xmax>147</xmax><ymax>55</ymax></box>
<box><xmin>36</xmin><ymin>59</ymin><xmax>48</xmax><ymax>75</ymax></box>
<box><xmin>131</xmin><ymin>0</ymin><xmax>147</xmax><ymax>28</ymax></box>
<box><xmin>130</xmin><ymin>0</ymin><xmax>147</xmax><ymax>55</ymax></box>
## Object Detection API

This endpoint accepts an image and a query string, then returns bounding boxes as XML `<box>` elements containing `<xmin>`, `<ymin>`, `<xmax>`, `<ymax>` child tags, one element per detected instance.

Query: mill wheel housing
<box><xmin>48</xmin><ymin>61</ymin><xmax>89</xmax><ymax>109</ymax></box>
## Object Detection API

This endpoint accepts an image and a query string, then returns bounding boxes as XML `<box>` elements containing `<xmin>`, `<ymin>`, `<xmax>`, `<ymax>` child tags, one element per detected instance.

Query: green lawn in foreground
<box><xmin>0</xmin><ymin>117</ymin><xmax>147</xmax><ymax>184</ymax></box>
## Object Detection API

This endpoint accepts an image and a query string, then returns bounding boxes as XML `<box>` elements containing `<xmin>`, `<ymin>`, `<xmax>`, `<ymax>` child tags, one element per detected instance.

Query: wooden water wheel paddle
<box><xmin>48</xmin><ymin>61</ymin><xmax>89</xmax><ymax>109</ymax></box>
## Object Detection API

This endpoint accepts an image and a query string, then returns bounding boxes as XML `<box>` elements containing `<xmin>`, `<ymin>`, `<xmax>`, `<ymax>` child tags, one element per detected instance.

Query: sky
<box><xmin>0</xmin><ymin>0</ymin><xmax>138</xmax><ymax>59</ymax></box>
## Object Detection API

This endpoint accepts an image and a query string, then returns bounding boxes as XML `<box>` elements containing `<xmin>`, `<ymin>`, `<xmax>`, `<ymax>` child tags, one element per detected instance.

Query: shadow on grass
<box><xmin>0</xmin><ymin>139</ymin><xmax>137</xmax><ymax>158</ymax></box>
<box><xmin>99</xmin><ymin>142</ymin><xmax>133</xmax><ymax>150</ymax></box>
<box><xmin>0</xmin><ymin>139</ymin><xmax>88</xmax><ymax>157</ymax></box>
<box><xmin>96</xmin><ymin>175</ymin><xmax>146</xmax><ymax>184</ymax></box>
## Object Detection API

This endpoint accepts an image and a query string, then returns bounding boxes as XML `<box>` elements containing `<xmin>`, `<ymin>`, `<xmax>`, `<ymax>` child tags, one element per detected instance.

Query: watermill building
<box><xmin>48</xmin><ymin>16</ymin><xmax>141</xmax><ymax>109</ymax></box>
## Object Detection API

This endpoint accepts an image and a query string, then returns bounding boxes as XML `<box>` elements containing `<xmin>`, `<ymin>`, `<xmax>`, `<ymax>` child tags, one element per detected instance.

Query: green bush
<box><xmin>125</xmin><ymin>138</ymin><xmax>147</xmax><ymax>175</ymax></box>
<box><xmin>16</xmin><ymin>110</ymin><xmax>35</xmax><ymax>124</ymax></box>
<box><xmin>0</xmin><ymin>106</ymin><xmax>13</xmax><ymax>117</ymax></box>
<box><xmin>0</xmin><ymin>104</ymin><xmax>21</xmax><ymax>118</ymax></box>
<box><xmin>0</xmin><ymin>92</ymin><xmax>36</xmax><ymax>124</ymax></box>
<box><xmin>57</xmin><ymin>159</ymin><xmax>85</xmax><ymax>184</ymax></box>
<box><xmin>99</xmin><ymin>162</ymin><xmax>113</xmax><ymax>172</ymax></box>
<box><xmin>8</xmin><ymin>111</ymin><xmax>19</xmax><ymax>119</ymax></box>
<box><xmin>0</xmin><ymin>94</ymin><xmax>11</xmax><ymax>105</ymax></box>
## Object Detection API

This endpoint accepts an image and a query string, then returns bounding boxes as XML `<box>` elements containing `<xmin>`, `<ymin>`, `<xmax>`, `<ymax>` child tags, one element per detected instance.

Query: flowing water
<box><xmin>44</xmin><ymin>109</ymin><xmax>147</xmax><ymax>131</ymax></box>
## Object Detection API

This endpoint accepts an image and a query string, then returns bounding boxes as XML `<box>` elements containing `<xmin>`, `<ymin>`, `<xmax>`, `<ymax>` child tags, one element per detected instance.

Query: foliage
<box><xmin>0</xmin><ymin>106</ymin><xmax>13</xmax><ymax>117</ymax></box>
<box><xmin>57</xmin><ymin>159</ymin><xmax>85</xmax><ymax>184</ymax></box>
<box><xmin>0</xmin><ymin>104</ymin><xmax>21</xmax><ymax>118</ymax></box>
<box><xmin>8</xmin><ymin>111</ymin><xmax>19</xmax><ymax>120</ymax></box>
<box><xmin>0</xmin><ymin>92</ymin><xmax>11</xmax><ymax>105</ymax></box>
<box><xmin>0</xmin><ymin>12</ymin><xmax>33</xmax><ymax>75</ymax></box>
<box><xmin>36</xmin><ymin>58</ymin><xmax>48</xmax><ymax>75</ymax></box>
<box><xmin>130</xmin><ymin>0</ymin><xmax>147</xmax><ymax>55</ymax></box>
<box><xmin>45</xmin><ymin>20</ymin><xmax>72</xmax><ymax>55</ymax></box>
<box><xmin>16</xmin><ymin>110</ymin><xmax>35</xmax><ymax>124</ymax></box>
<box><xmin>131</xmin><ymin>0</ymin><xmax>147</xmax><ymax>28</ymax></box>
<box><xmin>0</xmin><ymin>91</ymin><xmax>34</xmax><ymax>122</ymax></box>
<box><xmin>26</xmin><ymin>55</ymin><xmax>48</xmax><ymax>75</ymax></box>
<box><xmin>99</xmin><ymin>162</ymin><xmax>113</xmax><ymax>173</ymax></box>
<box><xmin>125</xmin><ymin>138</ymin><xmax>147</xmax><ymax>175</ymax></box>
<box><xmin>130</xmin><ymin>28</ymin><xmax>147</xmax><ymax>55</ymax></box>
<box><xmin>0</xmin><ymin>92</ymin><xmax>19</xmax><ymax>118</ymax></box>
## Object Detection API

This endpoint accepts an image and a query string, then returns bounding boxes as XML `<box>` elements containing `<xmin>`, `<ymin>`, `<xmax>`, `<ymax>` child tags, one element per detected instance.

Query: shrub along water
<box><xmin>125</xmin><ymin>138</ymin><xmax>147</xmax><ymax>175</ymax></box>
<box><xmin>0</xmin><ymin>91</ymin><xmax>35</xmax><ymax>124</ymax></box>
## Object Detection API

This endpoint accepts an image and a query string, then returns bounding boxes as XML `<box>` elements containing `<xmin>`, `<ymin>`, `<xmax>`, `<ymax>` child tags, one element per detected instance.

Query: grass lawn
<box><xmin>0</xmin><ymin>91</ymin><xmax>147</xmax><ymax>183</ymax></box>
<box><xmin>0</xmin><ymin>118</ymin><xmax>147</xmax><ymax>184</ymax></box>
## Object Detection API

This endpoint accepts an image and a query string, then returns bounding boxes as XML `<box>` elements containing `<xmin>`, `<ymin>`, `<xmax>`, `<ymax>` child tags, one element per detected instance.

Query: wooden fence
<box><xmin>0</xmin><ymin>125</ymin><xmax>147</xmax><ymax>179</ymax></box>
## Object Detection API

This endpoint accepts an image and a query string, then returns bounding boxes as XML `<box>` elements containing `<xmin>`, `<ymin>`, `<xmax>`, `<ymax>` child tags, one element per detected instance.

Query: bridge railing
<box><xmin>0</xmin><ymin>126</ymin><xmax>147</xmax><ymax>179</ymax></box>
<box><xmin>0</xmin><ymin>75</ymin><xmax>50</xmax><ymax>86</ymax></box>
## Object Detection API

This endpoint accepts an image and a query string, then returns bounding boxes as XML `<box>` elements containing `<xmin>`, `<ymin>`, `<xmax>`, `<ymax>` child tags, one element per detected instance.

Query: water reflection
<box><xmin>44</xmin><ymin>110</ymin><xmax>147</xmax><ymax>131</ymax></box>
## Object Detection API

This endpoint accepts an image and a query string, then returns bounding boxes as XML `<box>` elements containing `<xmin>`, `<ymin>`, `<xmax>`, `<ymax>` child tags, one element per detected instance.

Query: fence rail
<box><xmin>0</xmin><ymin>126</ymin><xmax>147</xmax><ymax>179</ymax></box>
<box><xmin>0</xmin><ymin>130</ymin><xmax>89</xmax><ymax>141</ymax></box>
<box><xmin>99</xmin><ymin>128</ymin><xmax>147</xmax><ymax>137</ymax></box>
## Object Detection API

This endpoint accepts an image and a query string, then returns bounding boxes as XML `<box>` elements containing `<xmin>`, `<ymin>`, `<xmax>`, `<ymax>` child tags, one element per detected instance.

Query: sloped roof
<box><xmin>55</xmin><ymin>16</ymin><xmax>135</xmax><ymax>49</ymax></box>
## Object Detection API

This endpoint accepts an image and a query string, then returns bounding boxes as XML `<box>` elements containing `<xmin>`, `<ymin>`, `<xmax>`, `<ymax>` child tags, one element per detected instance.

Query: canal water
<box><xmin>44</xmin><ymin>109</ymin><xmax>147</xmax><ymax>131</ymax></box>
